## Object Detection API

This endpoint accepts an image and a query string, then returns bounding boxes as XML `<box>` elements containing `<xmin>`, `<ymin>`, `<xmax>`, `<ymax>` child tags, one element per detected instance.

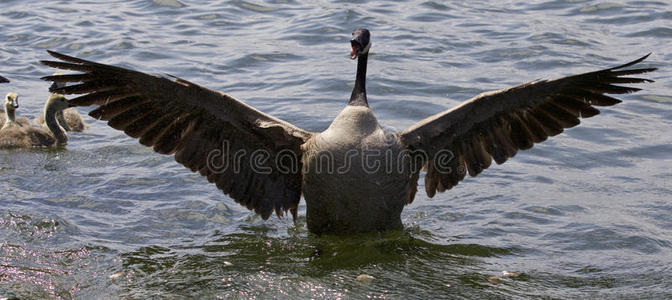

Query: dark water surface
<box><xmin>1</xmin><ymin>0</ymin><xmax>671</xmax><ymax>298</ymax></box>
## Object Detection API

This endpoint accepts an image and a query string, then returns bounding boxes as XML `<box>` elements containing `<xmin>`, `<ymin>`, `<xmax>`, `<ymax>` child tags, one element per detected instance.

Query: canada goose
<box><xmin>0</xmin><ymin>76</ymin><xmax>10</xmax><ymax>127</ymax></box>
<box><xmin>41</xmin><ymin>28</ymin><xmax>655</xmax><ymax>234</ymax></box>
<box><xmin>34</xmin><ymin>80</ymin><xmax>87</xmax><ymax>132</ymax></box>
<box><xmin>0</xmin><ymin>92</ymin><xmax>72</xmax><ymax>148</ymax></box>
<box><xmin>0</xmin><ymin>92</ymin><xmax>31</xmax><ymax>129</ymax></box>
<box><xmin>54</xmin><ymin>108</ymin><xmax>86</xmax><ymax>131</ymax></box>
<box><xmin>0</xmin><ymin>76</ymin><xmax>28</xmax><ymax>128</ymax></box>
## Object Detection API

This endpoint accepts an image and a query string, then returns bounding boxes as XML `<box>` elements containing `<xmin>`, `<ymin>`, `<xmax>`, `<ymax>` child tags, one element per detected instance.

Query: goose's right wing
<box><xmin>41</xmin><ymin>51</ymin><xmax>313</xmax><ymax>220</ymax></box>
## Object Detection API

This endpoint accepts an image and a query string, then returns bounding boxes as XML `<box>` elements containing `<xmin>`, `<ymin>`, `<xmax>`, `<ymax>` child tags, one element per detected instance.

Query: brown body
<box><xmin>302</xmin><ymin>106</ymin><xmax>414</xmax><ymax>233</ymax></box>
<box><xmin>0</xmin><ymin>122</ymin><xmax>55</xmax><ymax>148</ymax></box>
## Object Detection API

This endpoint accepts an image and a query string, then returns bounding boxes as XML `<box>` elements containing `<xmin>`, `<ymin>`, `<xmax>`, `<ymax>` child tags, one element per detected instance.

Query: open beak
<box><xmin>67</xmin><ymin>101</ymin><xmax>76</xmax><ymax>108</ymax></box>
<box><xmin>350</xmin><ymin>31</ymin><xmax>370</xmax><ymax>59</ymax></box>
<box><xmin>350</xmin><ymin>40</ymin><xmax>361</xmax><ymax>60</ymax></box>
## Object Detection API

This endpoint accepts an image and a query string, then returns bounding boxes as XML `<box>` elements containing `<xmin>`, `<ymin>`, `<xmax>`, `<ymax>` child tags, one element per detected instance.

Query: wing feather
<box><xmin>41</xmin><ymin>50</ymin><xmax>313</xmax><ymax>219</ymax></box>
<box><xmin>400</xmin><ymin>54</ymin><xmax>655</xmax><ymax>198</ymax></box>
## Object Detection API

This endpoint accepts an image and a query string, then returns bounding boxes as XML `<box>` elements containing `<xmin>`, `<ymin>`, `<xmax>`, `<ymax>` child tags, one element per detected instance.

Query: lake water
<box><xmin>1</xmin><ymin>0</ymin><xmax>671</xmax><ymax>298</ymax></box>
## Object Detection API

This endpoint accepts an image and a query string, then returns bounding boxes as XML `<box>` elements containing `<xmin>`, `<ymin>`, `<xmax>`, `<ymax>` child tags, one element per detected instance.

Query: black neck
<box><xmin>348</xmin><ymin>53</ymin><xmax>368</xmax><ymax>107</ymax></box>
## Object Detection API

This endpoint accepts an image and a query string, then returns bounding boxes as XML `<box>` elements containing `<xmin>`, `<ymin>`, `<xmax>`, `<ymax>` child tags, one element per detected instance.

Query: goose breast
<box><xmin>301</xmin><ymin>106</ymin><xmax>414</xmax><ymax>234</ymax></box>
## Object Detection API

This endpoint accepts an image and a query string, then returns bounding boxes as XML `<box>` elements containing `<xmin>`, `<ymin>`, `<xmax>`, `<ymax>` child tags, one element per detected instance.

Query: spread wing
<box><xmin>399</xmin><ymin>54</ymin><xmax>655</xmax><ymax>198</ymax></box>
<box><xmin>0</xmin><ymin>75</ymin><xmax>8</xmax><ymax>83</ymax></box>
<box><xmin>41</xmin><ymin>50</ymin><xmax>313</xmax><ymax>219</ymax></box>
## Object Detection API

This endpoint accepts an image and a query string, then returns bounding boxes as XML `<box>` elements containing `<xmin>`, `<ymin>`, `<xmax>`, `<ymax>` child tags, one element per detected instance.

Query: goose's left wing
<box><xmin>399</xmin><ymin>54</ymin><xmax>655</xmax><ymax>198</ymax></box>
<box><xmin>41</xmin><ymin>51</ymin><xmax>313</xmax><ymax>220</ymax></box>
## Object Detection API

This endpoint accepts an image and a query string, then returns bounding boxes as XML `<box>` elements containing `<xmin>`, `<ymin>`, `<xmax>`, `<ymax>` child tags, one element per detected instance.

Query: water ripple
<box><xmin>0</xmin><ymin>0</ymin><xmax>670</xmax><ymax>298</ymax></box>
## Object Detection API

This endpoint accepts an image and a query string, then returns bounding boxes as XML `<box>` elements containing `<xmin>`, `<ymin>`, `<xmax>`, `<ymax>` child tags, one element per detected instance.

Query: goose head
<box><xmin>45</xmin><ymin>92</ymin><xmax>74</xmax><ymax>113</ymax></box>
<box><xmin>5</xmin><ymin>92</ymin><xmax>18</xmax><ymax>112</ymax></box>
<box><xmin>350</xmin><ymin>28</ymin><xmax>371</xmax><ymax>59</ymax></box>
<box><xmin>49</xmin><ymin>72</ymin><xmax>67</xmax><ymax>92</ymax></box>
